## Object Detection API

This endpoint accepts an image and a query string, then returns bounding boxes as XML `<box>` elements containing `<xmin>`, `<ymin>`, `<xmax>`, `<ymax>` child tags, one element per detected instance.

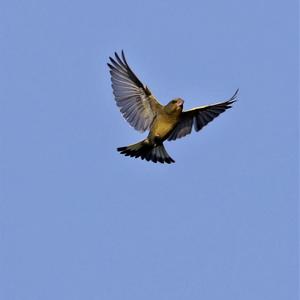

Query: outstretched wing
<box><xmin>108</xmin><ymin>51</ymin><xmax>162</xmax><ymax>132</ymax></box>
<box><xmin>168</xmin><ymin>89</ymin><xmax>238</xmax><ymax>141</ymax></box>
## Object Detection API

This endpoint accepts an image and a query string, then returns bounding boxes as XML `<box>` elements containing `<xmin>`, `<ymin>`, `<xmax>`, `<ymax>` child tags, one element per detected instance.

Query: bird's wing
<box><xmin>108</xmin><ymin>51</ymin><xmax>162</xmax><ymax>132</ymax></box>
<box><xmin>168</xmin><ymin>89</ymin><xmax>238</xmax><ymax>141</ymax></box>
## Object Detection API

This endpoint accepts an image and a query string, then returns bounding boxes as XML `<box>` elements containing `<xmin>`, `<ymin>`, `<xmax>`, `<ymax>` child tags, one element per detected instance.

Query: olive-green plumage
<box><xmin>108</xmin><ymin>51</ymin><xmax>238</xmax><ymax>164</ymax></box>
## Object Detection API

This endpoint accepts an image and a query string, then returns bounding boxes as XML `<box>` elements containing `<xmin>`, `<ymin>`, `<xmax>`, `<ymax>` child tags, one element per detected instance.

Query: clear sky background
<box><xmin>1</xmin><ymin>0</ymin><xmax>298</xmax><ymax>299</ymax></box>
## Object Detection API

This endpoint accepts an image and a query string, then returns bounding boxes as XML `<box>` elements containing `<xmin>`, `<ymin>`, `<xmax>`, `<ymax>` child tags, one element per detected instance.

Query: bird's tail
<box><xmin>117</xmin><ymin>140</ymin><xmax>175</xmax><ymax>164</ymax></box>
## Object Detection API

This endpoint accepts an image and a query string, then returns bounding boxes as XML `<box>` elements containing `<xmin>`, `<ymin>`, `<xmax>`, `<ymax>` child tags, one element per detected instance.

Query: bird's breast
<box><xmin>149</xmin><ymin>114</ymin><xmax>180</xmax><ymax>142</ymax></box>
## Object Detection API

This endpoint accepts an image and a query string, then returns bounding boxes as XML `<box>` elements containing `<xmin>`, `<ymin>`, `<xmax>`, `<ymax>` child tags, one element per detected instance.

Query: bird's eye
<box><xmin>172</xmin><ymin>100</ymin><xmax>176</xmax><ymax>104</ymax></box>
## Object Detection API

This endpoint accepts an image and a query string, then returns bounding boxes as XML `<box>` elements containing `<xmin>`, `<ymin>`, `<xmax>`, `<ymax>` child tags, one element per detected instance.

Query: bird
<box><xmin>107</xmin><ymin>51</ymin><xmax>238</xmax><ymax>164</ymax></box>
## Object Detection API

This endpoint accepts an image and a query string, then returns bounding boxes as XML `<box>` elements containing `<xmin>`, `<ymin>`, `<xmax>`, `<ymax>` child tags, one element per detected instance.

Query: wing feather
<box><xmin>168</xmin><ymin>89</ymin><xmax>238</xmax><ymax>141</ymax></box>
<box><xmin>108</xmin><ymin>51</ymin><xmax>162</xmax><ymax>132</ymax></box>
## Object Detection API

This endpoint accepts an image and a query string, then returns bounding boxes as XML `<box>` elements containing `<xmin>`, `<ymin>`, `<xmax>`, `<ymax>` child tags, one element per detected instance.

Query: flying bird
<box><xmin>108</xmin><ymin>51</ymin><xmax>238</xmax><ymax>164</ymax></box>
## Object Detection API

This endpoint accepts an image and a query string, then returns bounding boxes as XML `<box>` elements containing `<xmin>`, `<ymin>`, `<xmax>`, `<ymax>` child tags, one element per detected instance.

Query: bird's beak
<box><xmin>177</xmin><ymin>99</ymin><xmax>184</xmax><ymax>108</ymax></box>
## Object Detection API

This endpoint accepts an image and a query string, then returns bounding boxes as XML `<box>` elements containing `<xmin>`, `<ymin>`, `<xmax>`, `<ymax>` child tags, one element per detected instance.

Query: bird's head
<box><xmin>165</xmin><ymin>98</ymin><xmax>184</xmax><ymax>114</ymax></box>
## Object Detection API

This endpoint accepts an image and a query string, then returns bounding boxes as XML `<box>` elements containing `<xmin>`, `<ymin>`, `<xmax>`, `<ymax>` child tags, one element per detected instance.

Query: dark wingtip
<box><xmin>114</xmin><ymin>51</ymin><xmax>122</xmax><ymax>62</ymax></box>
<box><xmin>231</xmin><ymin>88</ymin><xmax>239</xmax><ymax>101</ymax></box>
<box><xmin>121</xmin><ymin>50</ymin><xmax>128</xmax><ymax>65</ymax></box>
<box><xmin>165</xmin><ymin>157</ymin><xmax>175</xmax><ymax>164</ymax></box>
<box><xmin>225</xmin><ymin>88</ymin><xmax>239</xmax><ymax>106</ymax></box>
<box><xmin>117</xmin><ymin>147</ymin><xmax>126</xmax><ymax>152</ymax></box>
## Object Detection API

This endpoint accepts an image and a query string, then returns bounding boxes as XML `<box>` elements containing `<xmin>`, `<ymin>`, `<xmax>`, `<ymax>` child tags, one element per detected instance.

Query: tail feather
<box><xmin>117</xmin><ymin>140</ymin><xmax>175</xmax><ymax>164</ymax></box>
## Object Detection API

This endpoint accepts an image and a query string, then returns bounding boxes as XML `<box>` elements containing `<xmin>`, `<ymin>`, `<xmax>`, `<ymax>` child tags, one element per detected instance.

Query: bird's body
<box><xmin>148</xmin><ymin>100</ymin><xmax>183</xmax><ymax>143</ymax></box>
<box><xmin>108</xmin><ymin>51</ymin><xmax>238</xmax><ymax>164</ymax></box>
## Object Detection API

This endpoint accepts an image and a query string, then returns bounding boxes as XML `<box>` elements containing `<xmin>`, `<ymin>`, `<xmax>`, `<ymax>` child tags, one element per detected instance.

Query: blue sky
<box><xmin>0</xmin><ymin>0</ymin><xmax>298</xmax><ymax>299</ymax></box>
